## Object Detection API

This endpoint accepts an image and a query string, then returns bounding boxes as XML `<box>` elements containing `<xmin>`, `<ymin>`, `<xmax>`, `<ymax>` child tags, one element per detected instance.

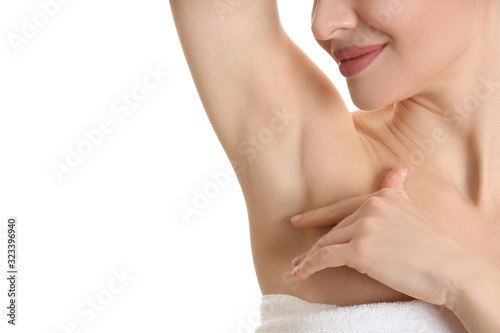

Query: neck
<box><xmin>386</xmin><ymin>29</ymin><xmax>500</xmax><ymax>208</ymax></box>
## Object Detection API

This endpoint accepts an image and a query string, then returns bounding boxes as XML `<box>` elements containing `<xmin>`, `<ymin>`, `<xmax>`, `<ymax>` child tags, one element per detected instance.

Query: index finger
<box><xmin>291</xmin><ymin>193</ymin><xmax>372</xmax><ymax>228</ymax></box>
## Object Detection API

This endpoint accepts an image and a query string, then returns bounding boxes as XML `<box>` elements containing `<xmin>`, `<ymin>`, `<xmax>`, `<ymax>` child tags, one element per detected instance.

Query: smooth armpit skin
<box><xmin>169</xmin><ymin>0</ymin><xmax>404</xmax><ymax>306</ymax></box>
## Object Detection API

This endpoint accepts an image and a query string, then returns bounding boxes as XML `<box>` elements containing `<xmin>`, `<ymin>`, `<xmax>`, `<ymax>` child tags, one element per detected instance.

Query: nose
<box><xmin>311</xmin><ymin>0</ymin><xmax>357</xmax><ymax>41</ymax></box>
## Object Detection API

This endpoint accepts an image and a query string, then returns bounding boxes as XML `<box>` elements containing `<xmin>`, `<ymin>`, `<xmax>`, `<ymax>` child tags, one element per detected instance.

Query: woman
<box><xmin>170</xmin><ymin>0</ymin><xmax>500</xmax><ymax>331</ymax></box>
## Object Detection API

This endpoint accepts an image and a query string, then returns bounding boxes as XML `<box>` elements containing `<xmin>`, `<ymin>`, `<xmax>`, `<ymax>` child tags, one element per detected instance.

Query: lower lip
<box><xmin>338</xmin><ymin>44</ymin><xmax>387</xmax><ymax>78</ymax></box>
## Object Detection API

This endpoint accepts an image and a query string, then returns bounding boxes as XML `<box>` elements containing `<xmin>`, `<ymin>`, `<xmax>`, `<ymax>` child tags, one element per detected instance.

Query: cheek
<box><xmin>392</xmin><ymin>0</ymin><xmax>474</xmax><ymax>69</ymax></box>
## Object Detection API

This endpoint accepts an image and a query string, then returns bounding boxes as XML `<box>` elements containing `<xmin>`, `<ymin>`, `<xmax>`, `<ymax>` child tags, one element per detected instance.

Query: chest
<box><xmin>303</xmin><ymin>157</ymin><xmax>500</xmax><ymax>272</ymax></box>
<box><xmin>403</xmin><ymin>175</ymin><xmax>500</xmax><ymax>268</ymax></box>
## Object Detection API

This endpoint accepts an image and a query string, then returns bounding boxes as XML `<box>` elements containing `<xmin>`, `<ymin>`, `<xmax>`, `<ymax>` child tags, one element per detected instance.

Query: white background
<box><xmin>0</xmin><ymin>1</ymin><xmax>355</xmax><ymax>332</ymax></box>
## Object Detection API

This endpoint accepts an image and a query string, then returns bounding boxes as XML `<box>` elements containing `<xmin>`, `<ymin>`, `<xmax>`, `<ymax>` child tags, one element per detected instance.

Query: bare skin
<box><xmin>170</xmin><ymin>0</ymin><xmax>500</xmax><ymax>330</ymax></box>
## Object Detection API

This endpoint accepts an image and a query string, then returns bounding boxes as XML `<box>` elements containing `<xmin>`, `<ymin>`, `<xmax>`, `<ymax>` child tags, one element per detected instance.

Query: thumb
<box><xmin>381</xmin><ymin>166</ymin><xmax>409</xmax><ymax>198</ymax></box>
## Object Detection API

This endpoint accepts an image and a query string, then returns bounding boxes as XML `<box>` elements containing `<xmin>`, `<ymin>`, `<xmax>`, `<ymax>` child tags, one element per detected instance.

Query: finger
<box><xmin>291</xmin><ymin>166</ymin><xmax>409</xmax><ymax>229</ymax></box>
<box><xmin>291</xmin><ymin>193</ymin><xmax>372</xmax><ymax>228</ymax></box>
<box><xmin>292</xmin><ymin>243</ymin><xmax>352</xmax><ymax>280</ymax></box>
<box><xmin>292</xmin><ymin>214</ymin><xmax>359</xmax><ymax>267</ymax></box>
<box><xmin>381</xmin><ymin>166</ymin><xmax>409</xmax><ymax>199</ymax></box>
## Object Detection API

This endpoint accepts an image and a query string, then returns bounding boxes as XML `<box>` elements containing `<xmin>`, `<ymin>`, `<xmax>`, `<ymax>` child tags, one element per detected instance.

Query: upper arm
<box><xmin>170</xmin><ymin>0</ymin><xmax>365</xmax><ymax>191</ymax></box>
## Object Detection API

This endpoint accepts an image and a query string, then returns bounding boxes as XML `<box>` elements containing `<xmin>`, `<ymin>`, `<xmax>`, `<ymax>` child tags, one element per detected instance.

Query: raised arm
<box><xmin>169</xmin><ymin>1</ymin><xmax>385</xmax><ymax>300</ymax></box>
<box><xmin>169</xmin><ymin>0</ymin><xmax>361</xmax><ymax>174</ymax></box>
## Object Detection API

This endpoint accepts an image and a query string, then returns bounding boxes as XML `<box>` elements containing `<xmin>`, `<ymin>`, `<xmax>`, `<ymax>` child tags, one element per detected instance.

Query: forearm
<box><xmin>447</xmin><ymin>254</ymin><xmax>500</xmax><ymax>333</ymax></box>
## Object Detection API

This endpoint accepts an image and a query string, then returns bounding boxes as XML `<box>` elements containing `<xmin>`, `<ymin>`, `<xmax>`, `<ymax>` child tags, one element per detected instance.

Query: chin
<box><xmin>343</xmin><ymin>69</ymin><xmax>396</xmax><ymax>110</ymax></box>
<box><xmin>349</xmin><ymin>89</ymin><xmax>393</xmax><ymax>111</ymax></box>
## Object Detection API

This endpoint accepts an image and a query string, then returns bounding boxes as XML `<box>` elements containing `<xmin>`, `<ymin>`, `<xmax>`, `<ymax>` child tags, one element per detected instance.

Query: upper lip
<box><xmin>333</xmin><ymin>43</ymin><xmax>387</xmax><ymax>62</ymax></box>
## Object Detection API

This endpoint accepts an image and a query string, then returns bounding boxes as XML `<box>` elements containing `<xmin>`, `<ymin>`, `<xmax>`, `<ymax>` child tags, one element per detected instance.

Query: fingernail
<box><xmin>291</xmin><ymin>266</ymin><xmax>300</xmax><ymax>276</ymax></box>
<box><xmin>291</xmin><ymin>214</ymin><xmax>302</xmax><ymax>223</ymax></box>
<box><xmin>401</xmin><ymin>168</ymin><xmax>408</xmax><ymax>182</ymax></box>
<box><xmin>292</xmin><ymin>256</ymin><xmax>301</xmax><ymax>266</ymax></box>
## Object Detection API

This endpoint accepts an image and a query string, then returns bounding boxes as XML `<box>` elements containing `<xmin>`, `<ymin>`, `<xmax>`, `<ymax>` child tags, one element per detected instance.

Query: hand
<box><xmin>290</xmin><ymin>166</ymin><xmax>472</xmax><ymax>306</ymax></box>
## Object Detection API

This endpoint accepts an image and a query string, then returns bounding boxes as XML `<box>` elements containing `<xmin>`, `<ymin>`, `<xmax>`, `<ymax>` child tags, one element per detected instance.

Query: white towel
<box><xmin>255</xmin><ymin>294</ymin><xmax>467</xmax><ymax>333</ymax></box>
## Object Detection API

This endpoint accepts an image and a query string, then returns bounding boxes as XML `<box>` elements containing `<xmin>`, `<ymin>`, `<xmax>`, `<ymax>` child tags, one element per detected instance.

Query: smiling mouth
<box><xmin>333</xmin><ymin>43</ymin><xmax>388</xmax><ymax>62</ymax></box>
<box><xmin>335</xmin><ymin>44</ymin><xmax>387</xmax><ymax>77</ymax></box>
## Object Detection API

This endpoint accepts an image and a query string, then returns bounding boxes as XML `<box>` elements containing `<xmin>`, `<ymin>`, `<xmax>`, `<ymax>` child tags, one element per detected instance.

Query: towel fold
<box><xmin>255</xmin><ymin>294</ymin><xmax>467</xmax><ymax>333</ymax></box>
